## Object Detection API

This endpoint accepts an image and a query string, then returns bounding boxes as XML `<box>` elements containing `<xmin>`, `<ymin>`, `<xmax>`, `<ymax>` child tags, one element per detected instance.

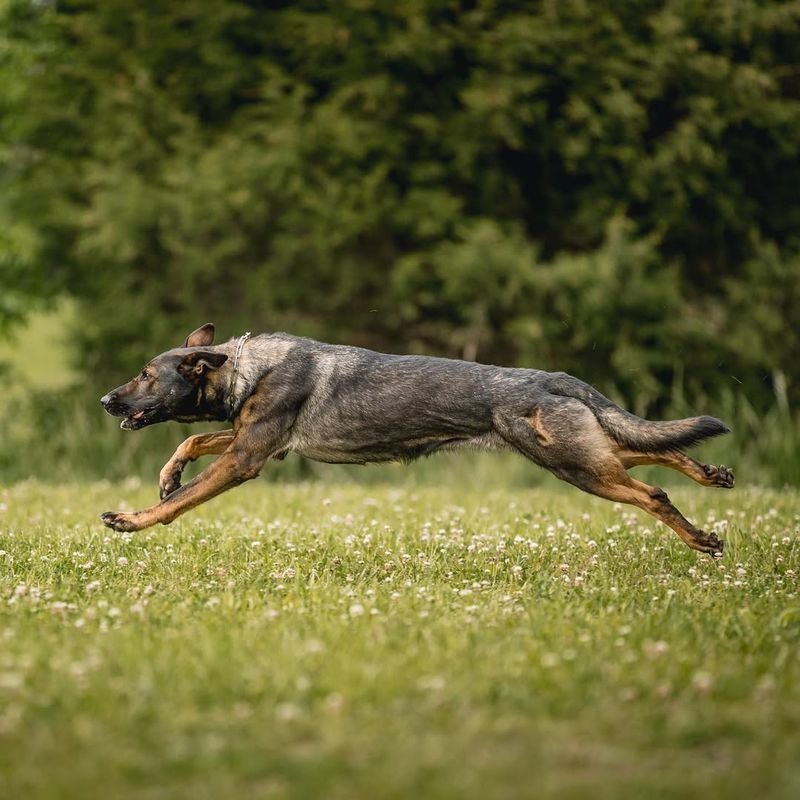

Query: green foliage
<box><xmin>1</xmin><ymin>0</ymin><xmax>799</xmax><ymax>410</ymax></box>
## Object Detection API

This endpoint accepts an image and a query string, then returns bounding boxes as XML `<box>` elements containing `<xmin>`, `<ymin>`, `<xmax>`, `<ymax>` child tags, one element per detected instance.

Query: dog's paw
<box><xmin>703</xmin><ymin>463</ymin><xmax>735</xmax><ymax>489</ymax></box>
<box><xmin>100</xmin><ymin>511</ymin><xmax>143</xmax><ymax>532</ymax></box>
<box><xmin>159</xmin><ymin>474</ymin><xmax>182</xmax><ymax>501</ymax></box>
<box><xmin>691</xmin><ymin>529</ymin><xmax>724</xmax><ymax>558</ymax></box>
<box><xmin>159</xmin><ymin>460</ymin><xmax>185</xmax><ymax>501</ymax></box>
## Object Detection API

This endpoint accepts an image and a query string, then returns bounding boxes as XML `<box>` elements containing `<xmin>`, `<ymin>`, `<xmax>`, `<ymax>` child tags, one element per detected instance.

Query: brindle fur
<box><xmin>100</xmin><ymin>324</ymin><xmax>734</xmax><ymax>555</ymax></box>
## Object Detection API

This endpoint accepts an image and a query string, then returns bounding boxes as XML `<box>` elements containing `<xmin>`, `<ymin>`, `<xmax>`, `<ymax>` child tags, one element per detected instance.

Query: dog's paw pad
<box><xmin>101</xmin><ymin>512</ymin><xmax>119</xmax><ymax>530</ymax></box>
<box><xmin>693</xmin><ymin>530</ymin><xmax>724</xmax><ymax>558</ymax></box>
<box><xmin>100</xmin><ymin>512</ymin><xmax>138</xmax><ymax>532</ymax></box>
<box><xmin>704</xmin><ymin>464</ymin><xmax>735</xmax><ymax>489</ymax></box>
<box><xmin>159</xmin><ymin>478</ymin><xmax>181</xmax><ymax>501</ymax></box>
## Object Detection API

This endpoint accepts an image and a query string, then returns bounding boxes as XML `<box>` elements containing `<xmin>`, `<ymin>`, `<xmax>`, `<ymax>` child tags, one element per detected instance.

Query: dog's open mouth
<box><xmin>120</xmin><ymin>409</ymin><xmax>154</xmax><ymax>431</ymax></box>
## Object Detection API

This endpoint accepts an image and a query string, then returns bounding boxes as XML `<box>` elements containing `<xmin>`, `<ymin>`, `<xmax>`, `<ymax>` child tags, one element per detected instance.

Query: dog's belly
<box><xmin>290</xmin><ymin>432</ymin><xmax>509</xmax><ymax>465</ymax></box>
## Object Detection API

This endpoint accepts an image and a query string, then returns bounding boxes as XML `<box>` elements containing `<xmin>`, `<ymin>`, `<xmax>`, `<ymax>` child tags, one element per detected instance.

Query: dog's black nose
<box><xmin>100</xmin><ymin>393</ymin><xmax>113</xmax><ymax>408</ymax></box>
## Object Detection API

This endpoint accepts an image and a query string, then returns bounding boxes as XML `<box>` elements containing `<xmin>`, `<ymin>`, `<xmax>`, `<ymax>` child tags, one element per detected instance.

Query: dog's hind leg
<box><xmin>159</xmin><ymin>429</ymin><xmax>235</xmax><ymax>500</ymax></box>
<box><xmin>617</xmin><ymin>449</ymin><xmax>734</xmax><ymax>489</ymax></box>
<box><xmin>568</xmin><ymin>465</ymin><xmax>724</xmax><ymax>556</ymax></box>
<box><xmin>496</xmin><ymin>405</ymin><xmax>724</xmax><ymax>556</ymax></box>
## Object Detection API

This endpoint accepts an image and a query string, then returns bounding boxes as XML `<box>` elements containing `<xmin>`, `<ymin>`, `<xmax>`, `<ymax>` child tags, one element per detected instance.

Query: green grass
<box><xmin>0</xmin><ymin>300</ymin><xmax>78</xmax><ymax>389</ymax></box>
<box><xmin>1</xmin><ymin>480</ymin><xmax>799</xmax><ymax>800</ymax></box>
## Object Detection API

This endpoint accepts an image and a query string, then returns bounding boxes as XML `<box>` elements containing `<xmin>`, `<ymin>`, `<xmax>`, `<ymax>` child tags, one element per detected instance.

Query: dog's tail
<box><xmin>593</xmin><ymin>408</ymin><xmax>730</xmax><ymax>452</ymax></box>
<box><xmin>545</xmin><ymin>373</ymin><xmax>730</xmax><ymax>452</ymax></box>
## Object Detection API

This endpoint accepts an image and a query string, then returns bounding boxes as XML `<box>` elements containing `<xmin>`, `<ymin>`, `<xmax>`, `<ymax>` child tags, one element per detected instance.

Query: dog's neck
<box><xmin>207</xmin><ymin>333</ymin><xmax>297</xmax><ymax>419</ymax></box>
<box><xmin>226</xmin><ymin>332</ymin><xmax>251</xmax><ymax>412</ymax></box>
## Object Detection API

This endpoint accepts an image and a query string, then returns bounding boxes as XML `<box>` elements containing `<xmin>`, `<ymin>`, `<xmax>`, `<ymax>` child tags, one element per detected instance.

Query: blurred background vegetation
<box><xmin>1</xmin><ymin>0</ymin><xmax>798</xmax><ymax>485</ymax></box>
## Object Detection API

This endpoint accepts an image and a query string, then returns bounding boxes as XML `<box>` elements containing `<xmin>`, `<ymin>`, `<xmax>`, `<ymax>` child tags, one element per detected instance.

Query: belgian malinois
<box><xmin>100</xmin><ymin>324</ymin><xmax>733</xmax><ymax>555</ymax></box>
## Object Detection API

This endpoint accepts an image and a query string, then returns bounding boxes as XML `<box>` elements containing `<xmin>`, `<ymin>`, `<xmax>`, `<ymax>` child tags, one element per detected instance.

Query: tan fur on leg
<box><xmin>617</xmin><ymin>449</ymin><xmax>734</xmax><ymax>488</ymax></box>
<box><xmin>159</xmin><ymin>429</ymin><xmax>235</xmax><ymax>500</ymax></box>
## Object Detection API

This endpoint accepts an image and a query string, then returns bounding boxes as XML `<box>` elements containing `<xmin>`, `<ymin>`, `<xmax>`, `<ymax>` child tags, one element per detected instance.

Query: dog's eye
<box><xmin>139</xmin><ymin>370</ymin><xmax>150</xmax><ymax>381</ymax></box>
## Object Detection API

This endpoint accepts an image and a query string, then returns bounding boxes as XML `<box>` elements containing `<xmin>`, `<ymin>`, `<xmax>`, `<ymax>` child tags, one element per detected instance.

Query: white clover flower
<box><xmin>322</xmin><ymin>693</ymin><xmax>344</xmax><ymax>714</ymax></box>
<box><xmin>0</xmin><ymin>673</ymin><xmax>23</xmax><ymax>690</ymax></box>
<box><xmin>303</xmin><ymin>639</ymin><xmax>324</xmax><ymax>654</ymax></box>
<box><xmin>692</xmin><ymin>671</ymin><xmax>714</xmax><ymax>694</ymax></box>
<box><xmin>418</xmin><ymin>675</ymin><xmax>446</xmax><ymax>691</ymax></box>
<box><xmin>275</xmin><ymin>702</ymin><xmax>301</xmax><ymax>722</ymax></box>
<box><xmin>348</xmin><ymin>603</ymin><xmax>365</xmax><ymax>618</ymax></box>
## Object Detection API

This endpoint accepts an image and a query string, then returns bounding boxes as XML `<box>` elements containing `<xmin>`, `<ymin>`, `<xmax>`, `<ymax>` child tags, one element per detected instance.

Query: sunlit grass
<box><xmin>0</xmin><ymin>299</ymin><xmax>77</xmax><ymax>389</ymax></box>
<box><xmin>1</xmin><ymin>481</ymin><xmax>798</xmax><ymax>799</ymax></box>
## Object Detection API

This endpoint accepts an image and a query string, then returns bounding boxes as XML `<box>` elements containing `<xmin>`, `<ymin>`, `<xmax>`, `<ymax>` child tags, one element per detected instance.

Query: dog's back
<box><xmin>285</xmin><ymin>339</ymin><xmax>542</xmax><ymax>463</ymax></box>
<box><xmin>272</xmin><ymin>335</ymin><xmax>727</xmax><ymax>464</ymax></box>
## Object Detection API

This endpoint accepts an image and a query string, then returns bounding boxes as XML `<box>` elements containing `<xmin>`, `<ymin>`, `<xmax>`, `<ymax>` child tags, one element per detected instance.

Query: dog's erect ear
<box><xmin>178</xmin><ymin>351</ymin><xmax>228</xmax><ymax>379</ymax></box>
<box><xmin>182</xmin><ymin>323</ymin><xmax>215</xmax><ymax>348</ymax></box>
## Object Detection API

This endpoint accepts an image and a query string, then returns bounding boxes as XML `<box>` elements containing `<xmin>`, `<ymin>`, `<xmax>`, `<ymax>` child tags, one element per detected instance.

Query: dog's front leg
<box><xmin>159</xmin><ymin>429</ymin><xmax>235</xmax><ymax>500</ymax></box>
<box><xmin>101</xmin><ymin>442</ymin><xmax>269</xmax><ymax>532</ymax></box>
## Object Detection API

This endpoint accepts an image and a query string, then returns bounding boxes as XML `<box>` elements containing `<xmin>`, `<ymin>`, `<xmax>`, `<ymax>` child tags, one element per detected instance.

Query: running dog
<box><xmin>100</xmin><ymin>324</ymin><xmax>734</xmax><ymax>555</ymax></box>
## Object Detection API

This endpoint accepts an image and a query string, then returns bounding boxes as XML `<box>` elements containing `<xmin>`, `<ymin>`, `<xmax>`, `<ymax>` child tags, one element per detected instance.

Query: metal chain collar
<box><xmin>227</xmin><ymin>332</ymin><xmax>251</xmax><ymax>413</ymax></box>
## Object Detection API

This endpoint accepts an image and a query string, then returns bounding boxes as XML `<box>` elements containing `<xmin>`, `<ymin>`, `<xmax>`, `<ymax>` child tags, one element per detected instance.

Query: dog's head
<box><xmin>100</xmin><ymin>323</ymin><xmax>229</xmax><ymax>430</ymax></box>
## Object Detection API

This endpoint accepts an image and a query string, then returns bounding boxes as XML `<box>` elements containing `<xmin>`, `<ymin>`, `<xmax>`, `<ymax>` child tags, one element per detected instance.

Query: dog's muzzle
<box><xmin>100</xmin><ymin>392</ymin><xmax>124</xmax><ymax>413</ymax></box>
<box><xmin>101</xmin><ymin>392</ymin><xmax>150</xmax><ymax>430</ymax></box>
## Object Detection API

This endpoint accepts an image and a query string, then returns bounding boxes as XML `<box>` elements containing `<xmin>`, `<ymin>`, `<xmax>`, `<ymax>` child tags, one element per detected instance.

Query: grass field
<box><xmin>1</xmin><ymin>479</ymin><xmax>798</xmax><ymax>799</ymax></box>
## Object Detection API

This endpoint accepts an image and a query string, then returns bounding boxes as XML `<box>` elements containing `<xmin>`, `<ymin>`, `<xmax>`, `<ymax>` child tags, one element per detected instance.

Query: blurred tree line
<box><xmin>2</xmin><ymin>0</ymin><xmax>799</xmax><ymax>413</ymax></box>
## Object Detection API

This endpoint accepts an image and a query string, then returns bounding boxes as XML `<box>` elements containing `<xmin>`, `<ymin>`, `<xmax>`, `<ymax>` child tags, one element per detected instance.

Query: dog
<box><xmin>100</xmin><ymin>323</ymin><xmax>734</xmax><ymax>555</ymax></box>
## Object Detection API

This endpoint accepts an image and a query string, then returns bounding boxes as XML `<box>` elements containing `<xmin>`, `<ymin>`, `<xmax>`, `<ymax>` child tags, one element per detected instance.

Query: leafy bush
<box><xmin>1</xmin><ymin>0</ymin><xmax>798</xmax><ymax>416</ymax></box>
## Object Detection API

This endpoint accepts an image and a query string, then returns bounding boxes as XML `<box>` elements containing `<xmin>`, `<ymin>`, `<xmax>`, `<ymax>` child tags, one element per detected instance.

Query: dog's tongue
<box><xmin>121</xmin><ymin>410</ymin><xmax>146</xmax><ymax>430</ymax></box>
